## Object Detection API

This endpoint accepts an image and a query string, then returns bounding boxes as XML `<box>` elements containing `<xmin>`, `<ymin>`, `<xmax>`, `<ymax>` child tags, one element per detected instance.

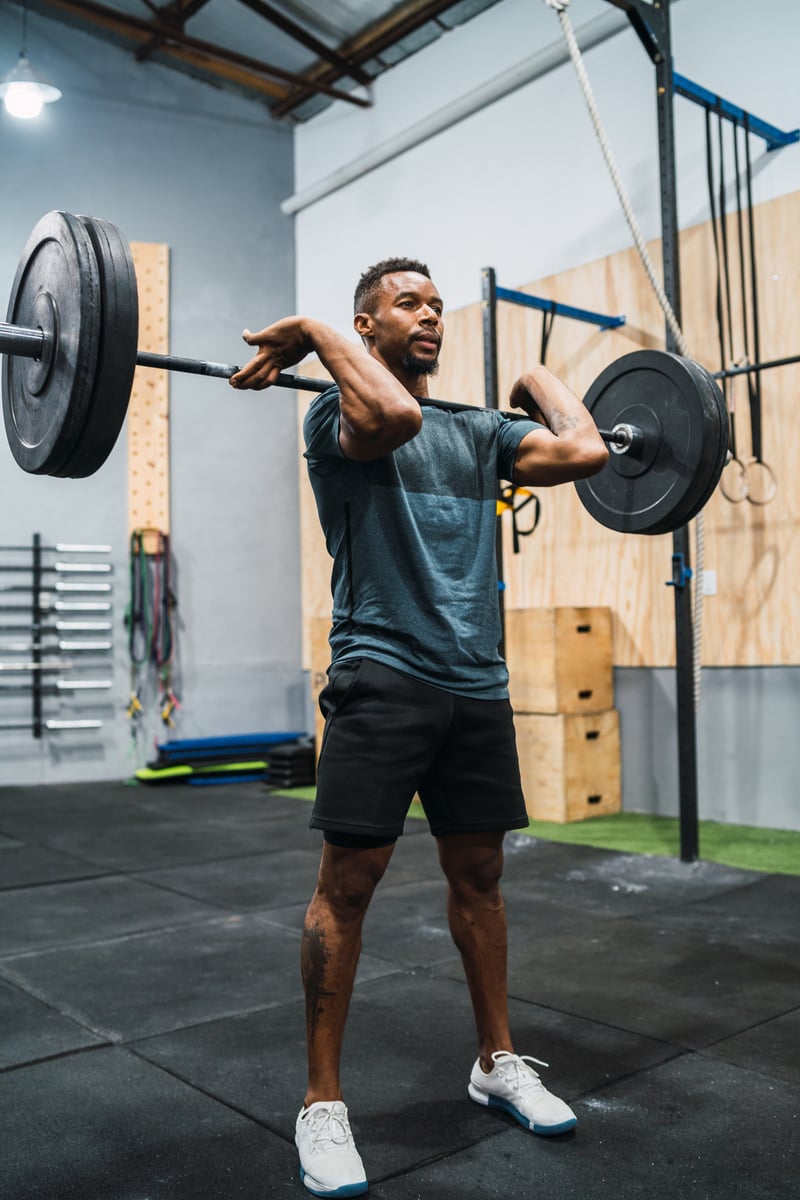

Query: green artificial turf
<box><xmin>273</xmin><ymin>787</ymin><xmax>799</xmax><ymax>877</ymax></box>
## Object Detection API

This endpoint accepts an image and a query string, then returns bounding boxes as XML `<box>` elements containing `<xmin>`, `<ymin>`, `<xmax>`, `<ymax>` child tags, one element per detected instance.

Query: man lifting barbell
<box><xmin>0</xmin><ymin>210</ymin><xmax>730</xmax><ymax>1196</ymax></box>
<box><xmin>229</xmin><ymin>259</ymin><xmax>607</xmax><ymax>1197</ymax></box>
<box><xmin>2</xmin><ymin>213</ymin><xmax>728</xmax><ymax>534</ymax></box>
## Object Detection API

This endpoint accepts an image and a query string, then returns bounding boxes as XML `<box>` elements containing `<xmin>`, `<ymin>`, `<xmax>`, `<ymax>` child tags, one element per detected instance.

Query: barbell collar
<box><xmin>599</xmin><ymin>423</ymin><xmax>644</xmax><ymax>454</ymax></box>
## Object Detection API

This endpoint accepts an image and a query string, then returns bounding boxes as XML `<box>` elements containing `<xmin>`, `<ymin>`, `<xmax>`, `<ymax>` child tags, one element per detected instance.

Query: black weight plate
<box><xmin>3</xmin><ymin>211</ymin><xmax>101</xmax><ymax>475</ymax></box>
<box><xmin>665</xmin><ymin>357</ymin><xmax>729</xmax><ymax>531</ymax></box>
<box><xmin>575</xmin><ymin>350</ymin><xmax>723</xmax><ymax>535</ymax></box>
<box><xmin>640</xmin><ymin>357</ymin><xmax>724</xmax><ymax>535</ymax></box>
<box><xmin>55</xmin><ymin>216</ymin><xmax>139</xmax><ymax>478</ymax></box>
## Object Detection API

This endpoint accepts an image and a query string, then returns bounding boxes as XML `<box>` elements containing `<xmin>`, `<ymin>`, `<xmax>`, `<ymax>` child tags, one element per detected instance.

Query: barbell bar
<box><xmin>0</xmin><ymin>320</ymin><xmax>659</xmax><ymax>450</ymax></box>
<box><xmin>0</xmin><ymin>319</ymin><xmax>635</xmax><ymax>448</ymax></box>
<box><xmin>0</xmin><ymin>317</ymin><xmax>637</xmax><ymax>448</ymax></box>
<box><xmin>0</xmin><ymin>321</ymin><xmax>330</xmax><ymax>393</ymax></box>
<box><xmin>1</xmin><ymin>210</ymin><xmax>729</xmax><ymax>535</ymax></box>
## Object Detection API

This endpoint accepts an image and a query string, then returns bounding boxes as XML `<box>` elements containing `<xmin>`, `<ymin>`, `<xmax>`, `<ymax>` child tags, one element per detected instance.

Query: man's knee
<box><xmin>314</xmin><ymin>841</ymin><xmax>394</xmax><ymax>918</ymax></box>
<box><xmin>437</xmin><ymin>831</ymin><xmax>506</xmax><ymax>898</ymax></box>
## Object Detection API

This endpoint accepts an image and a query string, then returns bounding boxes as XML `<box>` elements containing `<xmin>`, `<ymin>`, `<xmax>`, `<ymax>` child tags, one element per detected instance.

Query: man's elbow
<box><xmin>341</xmin><ymin>403</ymin><xmax>422</xmax><ymax>460</ymax></box>
<box><xmin>361</xmin><ymin>402</ymin><xmax>422</xmax><ymax>445</ymax></box>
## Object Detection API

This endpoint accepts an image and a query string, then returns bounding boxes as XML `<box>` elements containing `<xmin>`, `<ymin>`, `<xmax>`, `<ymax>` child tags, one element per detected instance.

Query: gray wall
<box><xmin>617</xmin><ymin>668</ymin><xmax>800</xmax><ymax>832</ymax></box>
<box><xmin>0</xmin><ymin>7</ymin><xmax>303</xmax><ymax>782</ymax></box>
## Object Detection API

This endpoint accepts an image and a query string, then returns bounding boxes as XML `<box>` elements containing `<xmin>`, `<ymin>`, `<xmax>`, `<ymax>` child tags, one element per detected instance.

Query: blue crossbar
<box><xmin>495</xmin><ymin>286</ymin><xmax>625</xmax><ymax>331</ymax></box>
<box><xmin>673</xmin><ymin>72</ymin><xmax>799</xmax><ymax>152</ymax></box>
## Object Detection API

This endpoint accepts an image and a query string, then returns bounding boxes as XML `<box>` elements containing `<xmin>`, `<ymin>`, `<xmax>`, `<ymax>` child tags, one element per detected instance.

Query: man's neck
<box><xmin>395</xmin><ymin>368</ymin><xmax>430</xmax><ymax>398</ymax></box>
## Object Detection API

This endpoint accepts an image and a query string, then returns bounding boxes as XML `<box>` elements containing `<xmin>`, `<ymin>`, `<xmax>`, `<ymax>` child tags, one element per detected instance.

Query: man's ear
<box><xmin>354</xmin><ymin>311</ymin><xmax>373</xmax><ymax>341</ymax></box>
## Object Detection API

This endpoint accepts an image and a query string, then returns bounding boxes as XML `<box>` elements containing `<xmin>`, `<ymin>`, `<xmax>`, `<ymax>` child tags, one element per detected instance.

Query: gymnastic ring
<box><xmin>719</xmin><ymin>456</ymin><xmax>749</xmax><ymax>504</ymax></box>
<box><xmin>743</xmin><ymin>459</ymin><xmax>778</xmax><ymax>507</ymax></box>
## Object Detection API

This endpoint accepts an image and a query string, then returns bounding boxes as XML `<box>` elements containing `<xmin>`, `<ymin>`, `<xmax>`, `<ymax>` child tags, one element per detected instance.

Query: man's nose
<box><xmin>420</xmin><ymin>305</ymin><xmax>439</xmax><ymax>323</ymax></box>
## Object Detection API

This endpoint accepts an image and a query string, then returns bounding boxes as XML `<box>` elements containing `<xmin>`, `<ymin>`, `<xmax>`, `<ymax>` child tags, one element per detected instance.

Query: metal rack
<box><xmin>602</xmin><ymin>0</ymin><xmax>797</xmax><ymax>860</ymax></box>
<box><xmin>0</xmin><ymin>533</ymin><xmax>113</xmax><ymax>737</ymax></box>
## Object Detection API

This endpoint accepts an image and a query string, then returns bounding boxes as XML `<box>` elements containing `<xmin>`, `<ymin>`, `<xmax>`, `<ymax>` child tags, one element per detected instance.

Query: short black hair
<box><xmin>354</xmin><ymin>257</ymin><xmax>431</xmax><ymax>315</ymax></box>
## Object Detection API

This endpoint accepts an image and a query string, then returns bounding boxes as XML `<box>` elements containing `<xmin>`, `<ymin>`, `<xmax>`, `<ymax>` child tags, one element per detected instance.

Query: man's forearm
<box><xmin>304</xmin><ymin>319</ymin><xmax>420</xmax><ymax>443</ymax></box>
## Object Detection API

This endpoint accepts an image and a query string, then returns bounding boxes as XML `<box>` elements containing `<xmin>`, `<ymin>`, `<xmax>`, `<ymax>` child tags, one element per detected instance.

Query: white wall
<box><xmin>0</xmin><ymin>6</ymin><xmax>302</xmax><ymax>783</ymax></box>
<box><xmin>292</xmin><ymin>0</ymin><xmax>800</xmax><ymax>328</ymax></box>
<box><xmin>289</xmin><ymin>0</ymin><xmax>800</xmax><ymax>831</ymax></box>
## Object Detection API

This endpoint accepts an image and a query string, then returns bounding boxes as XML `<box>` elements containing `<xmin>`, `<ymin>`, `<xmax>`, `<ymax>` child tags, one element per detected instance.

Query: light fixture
<box><xmin>0</xmin><ymin>5</ymin><xmax>61</xmax><ymax>120</ymax></box>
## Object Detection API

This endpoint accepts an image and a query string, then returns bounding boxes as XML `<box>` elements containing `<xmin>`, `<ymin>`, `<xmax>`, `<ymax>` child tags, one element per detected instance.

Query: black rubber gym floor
<box><xmin>0</xmin><ymin>780</ymin><xmax>797</xmax><ymax>1199</ymax></box>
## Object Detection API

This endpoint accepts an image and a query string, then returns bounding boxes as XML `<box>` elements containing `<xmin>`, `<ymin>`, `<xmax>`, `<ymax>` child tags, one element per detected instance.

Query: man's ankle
<box><xmin>303</xmin><ymin>1089</ymin><xmax>344</xmax><ymax>1108</ymax></box>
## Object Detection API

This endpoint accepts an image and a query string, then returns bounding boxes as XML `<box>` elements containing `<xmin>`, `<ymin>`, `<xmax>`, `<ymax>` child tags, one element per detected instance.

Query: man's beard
<box><xmin>401</xmin><ymin>349</ymin><xmax>440</xmax><ymax>377</ymax></box>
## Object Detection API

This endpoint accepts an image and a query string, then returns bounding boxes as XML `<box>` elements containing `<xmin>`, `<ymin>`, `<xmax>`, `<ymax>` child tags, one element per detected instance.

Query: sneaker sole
<box><xmin>300</xmin><ymin>1166</ymin><xmax>369</xmax><ymax>1197</ymax></box>
<box><xmin>469</xmin><ymin>1084</ymin><xmax>577</xmax><ymax>1136</ymax></box>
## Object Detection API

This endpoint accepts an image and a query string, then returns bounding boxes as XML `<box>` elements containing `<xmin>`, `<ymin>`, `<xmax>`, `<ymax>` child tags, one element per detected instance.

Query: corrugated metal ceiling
<box><xmin>18</xmin><ymin>0</ymin><xmax>504</xmax><ymax>121</ymax></box>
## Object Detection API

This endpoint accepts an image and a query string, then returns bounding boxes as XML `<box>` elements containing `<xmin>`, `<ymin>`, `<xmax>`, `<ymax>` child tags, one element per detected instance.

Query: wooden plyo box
<box><xmin>516</xmin><ymin>709</ymin><xmax>621</xmax><ymax>823</ymax></box>
<box><xmin>506</xmin><ymin>606</ymin><xmax>613</xmax><ymax>715</ymax></box>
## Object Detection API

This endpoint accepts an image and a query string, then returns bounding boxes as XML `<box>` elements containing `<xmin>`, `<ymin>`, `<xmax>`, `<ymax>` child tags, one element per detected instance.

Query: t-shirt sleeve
<box><xmin>495</xmin><ymin>413</ymin><xmax>546</xmax><ymax>481</ymax></box>
<box><xmin>303</xmin><ymin>385</ymin><xmax>345</xmax><ymax>472</ymax></box>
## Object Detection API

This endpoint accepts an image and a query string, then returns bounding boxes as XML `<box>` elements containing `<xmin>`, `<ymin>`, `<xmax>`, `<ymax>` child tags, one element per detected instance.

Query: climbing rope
<box><xmin>543</xmin><ymin>0</ymin><xmax>704</xmax><ymax>703</ymax></box>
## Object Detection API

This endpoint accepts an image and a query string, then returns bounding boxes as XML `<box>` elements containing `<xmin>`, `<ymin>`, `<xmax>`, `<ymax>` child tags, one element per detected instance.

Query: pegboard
<box><xmin>128</xmin><ymin>242</ymin><xmax>170</xmax><ymax>553</ymax></box>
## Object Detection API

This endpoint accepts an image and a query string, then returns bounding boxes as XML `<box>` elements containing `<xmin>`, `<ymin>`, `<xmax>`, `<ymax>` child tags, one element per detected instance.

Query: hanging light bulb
<box><xmin>0</xmin><ymin>7</ymin><xmax>61</xmax><ymax>120</ymax></box>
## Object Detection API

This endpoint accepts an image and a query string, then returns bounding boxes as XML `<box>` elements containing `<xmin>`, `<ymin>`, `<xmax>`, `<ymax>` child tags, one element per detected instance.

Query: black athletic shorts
<box><xmin>311</xmin><ymin>657</ymin><xmax>529</xmax><ymax>840</ymax></box>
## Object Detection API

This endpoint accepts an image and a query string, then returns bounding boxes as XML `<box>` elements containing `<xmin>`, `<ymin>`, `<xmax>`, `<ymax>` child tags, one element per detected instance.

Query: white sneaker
<box><xmin>295</xmin><ymin>1100</ymin><xmax>368</xmax><ymax>1197</ymax></box>
<box><xmin>468</xmin><ymin>1050</ymin><xmax>577</xmax><ymax>1136</ymax></box>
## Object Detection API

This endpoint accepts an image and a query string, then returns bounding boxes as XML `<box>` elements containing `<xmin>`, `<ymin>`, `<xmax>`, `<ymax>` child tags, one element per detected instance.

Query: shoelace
<box><xmin>491</xmin><ymin>1051</ymin><xmax>550</xmax><ymax>1094</ymax></box>
<box><xmin>304</xmin><ymin>1104</ymin><xmax>353</xmax><ymax>1156</ymax></box>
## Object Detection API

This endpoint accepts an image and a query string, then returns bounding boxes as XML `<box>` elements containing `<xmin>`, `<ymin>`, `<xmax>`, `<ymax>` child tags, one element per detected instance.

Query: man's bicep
<box><xmin>511</xmin><ymin>427</ymin><xmax>558</xmax><ymax>483</ymax></box>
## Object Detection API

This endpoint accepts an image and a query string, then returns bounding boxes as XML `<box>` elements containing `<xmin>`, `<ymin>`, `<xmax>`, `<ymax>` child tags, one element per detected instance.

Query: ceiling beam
<box><xmin>36</xmin><ymin>0</ymin><xmax>372</xmax><ymax>107</ymax></box>
<box><xmin>234</xmin><ymin>0</ymin><xmax>372</xmax><ymax>88</ymax></box>
<box><xmin>271</xmin><ymin>0</ymin><xmax>457</xmax><ymax>119</ymax></box>
<box><xmin>135</xmin><ymin>0</ymin><xmax>214</xmax><ymax>65</ymax></box>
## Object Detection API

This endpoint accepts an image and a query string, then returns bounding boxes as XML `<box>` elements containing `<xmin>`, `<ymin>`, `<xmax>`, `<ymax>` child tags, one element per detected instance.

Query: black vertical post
<box><xmin>481</xmin><ymin>267</ymin><xmax>506</xmax><ymax>655</ymax></box>
<box><xmin>653</xmin><ymin>0</ymin><xmax>699</xmax><ymax>862</ymax></box>
<box><xmin>32</xmin><ymin>531</ymin><xmax>43</xmax><ymax>739</ymax></box>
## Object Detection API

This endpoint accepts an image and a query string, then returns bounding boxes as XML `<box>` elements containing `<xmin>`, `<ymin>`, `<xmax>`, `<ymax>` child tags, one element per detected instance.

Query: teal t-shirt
<box><xmin>303</xmin><ymin>386</ymin><xmax>542</xmax><ymax>699</ymax></box>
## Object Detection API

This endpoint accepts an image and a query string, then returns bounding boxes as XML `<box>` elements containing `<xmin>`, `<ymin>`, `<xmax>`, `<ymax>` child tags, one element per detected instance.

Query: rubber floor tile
<box><xmin>132</xmin><ymin>971</ymin><xmax>679</xmax><ymax>1183</ymax></box>
<box><xmin>0</xmin><ymin>780</ymin><xmax>139</xmax><ymax>813</ymax></box>
<box><xmin>0</xmin><ymin>975</ymin><xmax>105</xmax><ymax>1069</ymax></box>
<box><xmin>492</xmin><ymin>915</ymin><xmax>800</xmax><ymax>1050</ymax></box>
<box><xmin>502</xmin><ymin>842</ymin><xmax>765</xmax><ymax>919</ymax></box>
<box><xmin>0</xmin><ymin>1045</ymin><xmax>298</xmax><ymax>1200</ymax></box>
<box><xmin>367</xmin><ymin>1053</ymin><xmax>799</xmax><ymax>1200</ymax></box>
<box><xmin>129</xmin><ymin>782</ymin><xmax>313</xmax><ymax>823</ymax></box>
<box><xmin>133</xmin><ymin>846</ymin><xmax>323</xmax><ymax>911</ymax></box>
<box><xmin>2</xmin><ymin>911</ymin><xmax>397</xmax><ymax>1041</ymax></box>
<box><xmin>0</xmin><ymin>806</ymin><xmax>323</xmax><ymax>871</ymax></box>
<box><xmin>0</xmin><ymin>841</ymin><xmax>112</xmax><ymax>889</ymax></box>
<box><xmin>703</xmin><ymin>1005</ymin><xmax>800</xmax><ymax>1083</ymax></box>
<box><xmin>0</xmin><ymin>874</ymin><xmax>221</xmax><ymax>956</ymax></box>
<box><xmin>628</xmin><ymin>872</ymin><xmax>800</xmax><ymax>943</ymax></box>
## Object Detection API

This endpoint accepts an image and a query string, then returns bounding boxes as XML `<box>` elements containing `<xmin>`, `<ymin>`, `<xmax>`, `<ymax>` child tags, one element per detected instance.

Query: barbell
<box><xmin>1</xmin><ymin>211</ymin><xmax>728</xmax><ymax>535</ymax></box>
